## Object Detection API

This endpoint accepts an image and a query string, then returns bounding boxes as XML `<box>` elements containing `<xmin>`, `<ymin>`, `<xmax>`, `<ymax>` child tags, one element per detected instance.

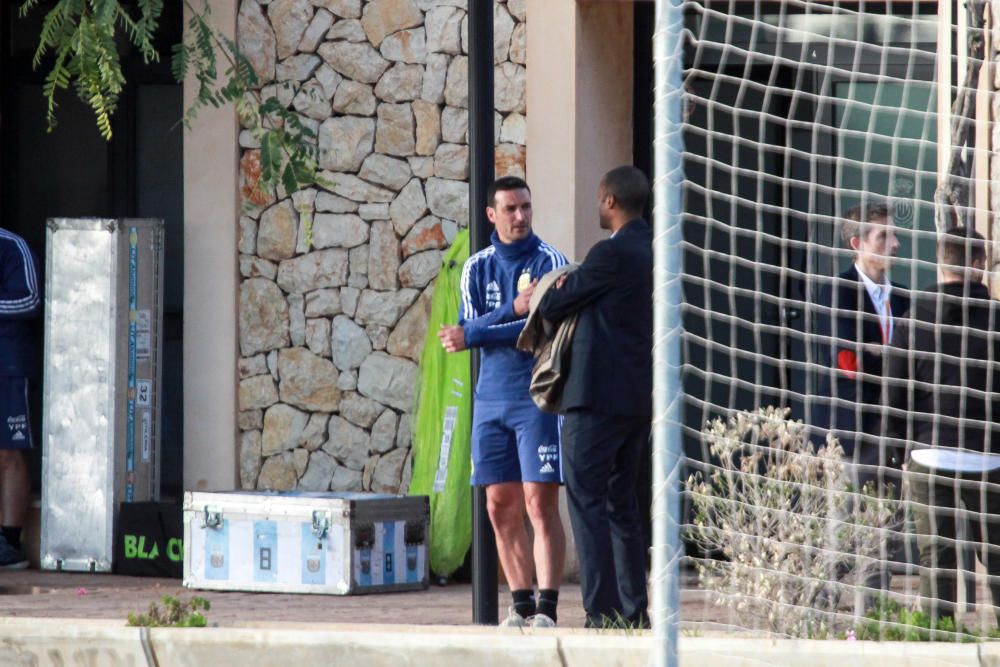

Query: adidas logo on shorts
<box><xmin>539</xmin><ymin>462</ymin><xmax>555</xmax><ymax>474</ymax></box>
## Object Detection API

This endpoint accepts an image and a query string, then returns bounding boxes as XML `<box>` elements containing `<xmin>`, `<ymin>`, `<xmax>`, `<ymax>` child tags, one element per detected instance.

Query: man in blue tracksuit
<box><xmin>0</xmin><ymin>228</ymin><xmax>41</xmax><ymax>568</ymax></box>
<box><xmin>438</xmin><ymin>176</ymin><xmax>567</xmax><ymax>627</ymax></box>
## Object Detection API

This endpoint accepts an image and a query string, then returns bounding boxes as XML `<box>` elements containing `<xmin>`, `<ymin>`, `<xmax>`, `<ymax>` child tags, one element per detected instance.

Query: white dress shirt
<box><xmin>854</xmin><ymin>263</ymin><xmax>893</xmax><ymax>343</ymax></box>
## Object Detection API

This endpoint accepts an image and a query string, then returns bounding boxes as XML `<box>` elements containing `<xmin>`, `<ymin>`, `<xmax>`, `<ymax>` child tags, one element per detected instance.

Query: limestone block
<box><xmin>341</xmin><ymin>286</ymin><xmax>361</xmax><ymax>316</ymax></box>
<box><xmin>495</xmin><ymin>62</ymin><xmax>526</xmax><ymax>113</ymax></box>
<box><xmin>357</xmin><ymin>352</ymin><xmax>419</xmax><ymax>411</ymax></box>
<box><xmin>262</xmin><ymin>403</ymin><xmax>309</xmax><ymax>456</ymax></box>
<box><xmin>509</xmin><ymin>22</ymin><xmax>526</xmax><ymax>65</ymax></box>
<box><xmin>355</xmin><ymin>289</ymin><xmax>420</xmax><ymax>326</ymax></box>
<box><xmin>332</xmin><ymin>465</ymin><xmax>364</xmax><ymax>491</ymax></box>
<box><xmin>258</xmin><ymin>200</ymin><xmax>299</xmax><ymax>261</ymax></box>
<box><xmin>401</xmin><ymin>216</ymin><xmax>447</xmax><ymax>258</ymax></box>
<box><xmin>239</xmin><ymin>353</ymin><xmax>269</xmax><ymax>379</ymax></box>
<box><xmin>421</xmin><ymin>53</ymin><xmax>449</xmax><ymax>103</ymax></box>
<box><xmin>370</xmin><ymin>410</ymin><xmax>398</xmax><ymax>454</ymax></box>
<box><xmin>339</xmin><ymin>392</ymin><xmax>386</xmax><ymax>428</ymax></box>
<box><xmin>375</xmin><ymin>103</ymin><xmax>416</xmax><ymax>156</ymax></box>
<box><xmin>319</xmin><ymin>116</ymin><xmax>375</xmax><ymax>171</ymax></box>
<box><xmin>239</xmin><ymin>409</ymin><xmax>264</xmax><ymax>431</ymax></box>
<box><xmin>371</xmin><ymin>447</ymin><xmax>408</xmax><ymax>492</ymax></box>
<box><xmin>360</xmin><ymin>154</ymin><xmax>413</xmax><ymax>190</ymax></box>
<box><xmin>361</xmin><ymin>0</ymin><xmax>424</xmax><ymax>47</ymax></box>
<box><xmin>331</xmin><ymin>315</ymin><xmax>372</xmax><ymax>370</ymax></box>
<box><xmin>390</xmin><ymin>178</ymin><xmax>428</xmax><ymax>235</ymax></box>
<box><xmin>398</xmin><ymin>249</ymin><xmax>442</xmax><ymax>288</ymax></box>
<box><xmin>287</xmin><ymin>295</ymin><xmax>310</xmax><ymax>350</ymax></box>
<box><xmin>507</xmin><ymin>0</ymin><xmax>526</xmax><ymax>22</ymax></box>
<box><xmin>240</xmin><ymin>430</ymin><xmax>262</xmax><ymax>489</ymax></box>
<box><xmin>276</xmin><ymin>248</ymin><xmax>350</xmax><ymax>293</ymax></box>
<box><xmin>240</xmin><ymin>255</ymin><xmax>278</xmax><ymax>280</ymax></box>
<box><xmin>313</xmin><ymin>0</ymin><xmax>361</xmax><ymax>19</ymax></box>
<box><xmin>396</xmin><ymin>412</ymin><xmax>412</xmax><ymax>449</ymax></box>
<box><xmin>349</xmin><ymin>244</ymin><xmax>369</xmax><ymax>283</ymax></box>
<box><xmin>425</xmin><ymin>177</ymin><xmax>469</xmax><ymax>224</ymax></box>
<box><xmin>293</xmin><ymin>448</ymin><xmax>310</xmax><ymax>478</ymax></box>
<box><xmin>268</xmin><ymin>0</ymin><xmax>314</xmax><ymax>60</ymax></box>
<box><xmin>444</xmin><ymin>56</ymin><xmax>468</xmax><ymax>108</ymax></box>
<box><xmin>433</xmin><ymin>143</ymin><xmax>468</xmax><ymax>179</ymax></box>
<box><xmin>306</xmin><ymin>317</ymin><xmax>332</xmax><ymax>357</ymax></box>
<box><xmin>386</xmin><ymin>285</ymin><xmax>432</xmax><ymax>362</ymax></box>
<box><xmin>408</xmin><ymin>156</ymin><xmax>434</xmax><ymax>178</ymax></box>
<box><xmin>305</xmin><ymin>288</ymin><xmax>342</xmax><ymax>316</ymax></box>
<box><xmin>293</xmin><ymin>80</ymin><xmax>333</xmax><ymax>120</ymax></box>
<box><xmin>426</xmin><ymin>6</ymin><xmax>463</xmax><ymax>54</ymax></box>
<box><xmin>298</xmin><ymin>450</ymin><xmax>338</xmax><ymax>490</ymax></box>
<box><xmin>413</xmin><ymin>100</ymin><xmax>441</xmax><ymax>155</ymax></box>
<box><xmin>276</xmin><ymin>54</ymin><xmax>322</xmax><ymax>81</ymax></box>
<box><xmin>326</xmin><ymin>18</ymin><xmax>367</xmax><ymax>41</ymax></box>
<box><xmin>239</xmin><ymin>374</ymin><xmax>280</xmax><ymax>410</ymax></box>
<box><xmin>241</xmin><ymin>150</ymin><xmax>276</xmax><ymax>212</ymax></box>
<box><xmin>239</xmin><ymin>216</ymin><xmax>258</xmax><ymax>255</ymax></box>
<box><xmin>238</xmin><ymin>0</ymin><xmax>276</xmax><ymax>84</ymax></box>
<box><xmin>332</xmin><ymin>80</ymin><xmax>378</xmax><ymax>116</ymax></box>
<box><xmin>494</xmin><ymin>3</ymin><xmax>514</xmax><ymax>63</ymax></box>
<box><xmin>359</xmin><ymin>203</ymin><xmax>391</xmax><ymax>220</ymax></box>
<box><xmin>324</xmin><ymin>415</ymin><xmax>371</xmax><ymax>470</ymax></box>
<box><xmin>278</xmin><ymin>347</ymin><xmax>342</xmax><ymax>411</ymax></box>
<box><xmin>301</xmin><ymin>412</ymin><xmax>331</xmax><ymax>451</ymax></box>
<box><xmin>375</xmin><ymin>63</ymin><xmax>424</xmax><ymax>102</ymax></box>
<box><xmin>315</xmin><ymin>63</ymin><xmax>343</xmax><ymax>98</ymax></box>
<box><xmin>316</xmin><ymin>192</ymin><xmax>360</xmax><ymax>213</ymax></box>
<box><xmin>318</xmin><ymin>41</ymin><xmax>390</xmax><ymax>83</ymax></box>
<box><xmin>368</xmin><ymin>221</ymin><xmax>401</xmax><ymax>290</ymax></box>
<box><xmin>495</xmin><ymin>142</ymin><xmax>526</xmax><ymax>178</ymax></box>
<box><xmin>380</xmin><ymin>28</ymin><xmax>427</xmax><ymax>64</ymax></box>
<box><xmin>440</xmin><ymin>106</ymin><xmax>467</xmax><ymax>144</ymax></box>
<box><xmin>240</xmin><ymin>278</ymin><xmax>290</xmax><ymax>355</ymax></box>
<box><xmin>318</xmin><ymin>172</ymin><xmax>395</xmax><ymax>202</ymax></box>
<box><xmin>500</xmin><ymin>112</ymin><xmax>525</xmax><ymax>145</ymax></box>
<box><xmin>299</xmin><ymin>8</ymin><xmax>334</xmax><ymax>52</ymax></box>
<box><xmin>258</xmin><ymin>454</ymin><xmax>298</xmax><ymax>490</ymax></box>
<box><xmin>367</xmin><ymin>323</ymin><xmax>390</xmax><ymax>350</ymax></box>
<box><xmin>338</xmin><ymin>370</ymin><xmax>358</xmax><ymax>390</ymax></box>
<box><xmin>312</xmin><ymin>213</ymin><xmax>370</xmax><ymax>249</ymax></box>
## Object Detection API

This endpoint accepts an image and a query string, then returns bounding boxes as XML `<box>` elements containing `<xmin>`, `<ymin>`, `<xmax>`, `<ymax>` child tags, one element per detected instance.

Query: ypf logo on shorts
<box><xmin>537</xmin><ymin>444</ymin><xmax>558</xmax><ymax>474</ymax></box>
<box><xmin>7</xmin><ymin>414</ymin><xmax>27</xmax><ymax>441</ymax></box>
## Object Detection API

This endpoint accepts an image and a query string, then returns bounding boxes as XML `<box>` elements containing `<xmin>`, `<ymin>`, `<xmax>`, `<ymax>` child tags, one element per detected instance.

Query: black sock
<box><xmin>537</xmin><ymin>588</ymin><xmax>559</xmax><ymax>622</ymax></box>
<box><xmin>2</xmin><ymin>526</ymin><xmax>21</xmax><ymax>550</ymax></box>
<box><xmin>511</xmin><ymin>588</ymin><xmax>536</xmax><ymax>618</ymax></box>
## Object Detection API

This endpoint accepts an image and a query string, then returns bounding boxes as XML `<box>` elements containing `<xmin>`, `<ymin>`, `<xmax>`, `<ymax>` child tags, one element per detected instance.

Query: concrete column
<box><xmin>182</xmin><ymin>0</ymin><xmax>240</xmax><ymax>491</ymax></box>
<box><xmin>526</xmin><ymin>0</ymin><xmax>634</xmax><ymax>262</ymax></box>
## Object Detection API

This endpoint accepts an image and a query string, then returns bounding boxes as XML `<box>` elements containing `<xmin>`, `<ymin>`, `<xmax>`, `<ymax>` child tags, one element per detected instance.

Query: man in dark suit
<box><xmin>536</xmin><ymin>166</ymin><xmax>652</xmax><ymax>627</ymax></box>
<box><xmin>812</xmin><ymin>201</ymin><xmax>908</xmax><ymax>601</ymax></box>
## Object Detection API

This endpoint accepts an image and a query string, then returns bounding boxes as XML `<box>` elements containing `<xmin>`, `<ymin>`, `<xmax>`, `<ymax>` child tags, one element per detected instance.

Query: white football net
<box><xmin>652</xmin><ymin>0</ymin><xmax>1000</xmax><ymax>643</ymax></box>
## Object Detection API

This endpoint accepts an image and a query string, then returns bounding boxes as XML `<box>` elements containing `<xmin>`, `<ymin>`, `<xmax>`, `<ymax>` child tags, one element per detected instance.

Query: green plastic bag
<box><xmin>409</xmin><ymin>229</ymin><xmax>472</xmax><ymax>578</ymax></box>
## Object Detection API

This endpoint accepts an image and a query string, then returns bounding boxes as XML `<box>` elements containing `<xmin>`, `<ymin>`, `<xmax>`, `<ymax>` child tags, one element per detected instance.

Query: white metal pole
<box><xmin>652</xmin><ymin>1</ymin><xmax>685</xmax><ymax>666</ymax></box>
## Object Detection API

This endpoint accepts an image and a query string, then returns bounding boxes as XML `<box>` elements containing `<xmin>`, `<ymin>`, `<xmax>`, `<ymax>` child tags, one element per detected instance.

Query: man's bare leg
<box><xmin>524</xmin><ymin>482</ymin><xmax>565</xmax><ymax>623</ymax></box>
<box><xmin>0</xmin><ymin>450</ymin><xmax>28</xmax><ymax>528</ymax></box>
<box><xmin>485</xmin><ymin>482</ymin><xmax>534</xmax><ymax>590</ymax></box>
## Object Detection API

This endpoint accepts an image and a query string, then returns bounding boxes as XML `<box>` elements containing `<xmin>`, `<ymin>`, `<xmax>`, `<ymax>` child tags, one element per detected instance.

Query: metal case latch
<box><xmin>311</xmin><ymin>510</ymin><xmax>331</xmax><ymax>539</ymax></box>
<box><xmin>203</xmin><ymin>506</ymin><xmax>222</xmax><ymax>529</ymax></box>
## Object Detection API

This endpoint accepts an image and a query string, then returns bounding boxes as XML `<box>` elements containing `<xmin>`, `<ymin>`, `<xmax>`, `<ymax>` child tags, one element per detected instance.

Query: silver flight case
<box><xmin>183</xmin><ymin>491</ymin><xmax>430</xmax><ymax>595</ymax></box>
<box><xmin>40</xmin><ymin>219</ymin><xmax>164</xmax><ymax>572</ymax></box>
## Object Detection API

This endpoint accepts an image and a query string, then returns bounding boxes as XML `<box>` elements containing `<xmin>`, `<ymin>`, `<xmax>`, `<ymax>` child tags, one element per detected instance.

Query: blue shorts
<box><xmin>0</xmin><ymin>377</ymin><xmax>31</xmax><ymax>450</ymax></box>
<box><xmin>471</xmin><ymin>398</ymin><xmax>562</xmax><ymax>486</ymax></box>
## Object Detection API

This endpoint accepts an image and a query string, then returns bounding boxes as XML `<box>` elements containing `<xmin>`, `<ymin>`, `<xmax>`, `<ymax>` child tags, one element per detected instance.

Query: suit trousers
<box><xmin>561</xmin><ymin>409</ymin><xmax>650</xmax><ymax>627</ymax></box>
<box><xmin>907</xmin><ymin>461</ymin><xmax>1000</xmax><ymax>623</ymax></box>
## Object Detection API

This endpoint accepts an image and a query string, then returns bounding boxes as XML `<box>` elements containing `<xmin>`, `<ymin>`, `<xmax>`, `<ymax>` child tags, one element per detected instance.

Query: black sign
<box><xmin>115</xmin><ymin>502</ymin><xmax>183</xmax><ymax>578</ymax></box>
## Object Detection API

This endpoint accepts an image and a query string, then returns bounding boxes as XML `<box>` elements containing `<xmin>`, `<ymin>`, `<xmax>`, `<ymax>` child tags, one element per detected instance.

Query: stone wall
<box><xmin>236</xmin><ymin>0</ymin><xmax>526</xmax><ymax>493</ymax></box>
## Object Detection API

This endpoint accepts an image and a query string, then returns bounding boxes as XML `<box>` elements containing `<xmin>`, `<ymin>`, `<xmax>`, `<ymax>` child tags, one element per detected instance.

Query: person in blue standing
<box><xmin>438</xmin><ymin>176</ymin><xmax>568</xmax><ymax>627</ymax></box>
<box><xmin>0</xmin><ymin>227</ymin><xmax>41</xmax><ymax>568</ymax></box>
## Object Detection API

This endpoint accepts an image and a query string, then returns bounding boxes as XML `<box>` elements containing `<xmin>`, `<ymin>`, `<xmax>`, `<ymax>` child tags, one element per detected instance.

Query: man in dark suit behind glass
<box><xmin>537</xmin><ymin>165</ymin><xmax>653</xmax><ymax>628</ymax></box>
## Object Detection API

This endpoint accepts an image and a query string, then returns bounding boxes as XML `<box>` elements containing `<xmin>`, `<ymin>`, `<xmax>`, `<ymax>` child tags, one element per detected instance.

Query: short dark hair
<box><xmin>840</xmin><ymin>201</ymin><xmax>893</xmax><ymax>248</ymax></box>
<box><xmin>938</xmin><ymin>225</ymin><xmax>986</xmax><ymax>273</ymax></box>
<box><xmin>601</xmin><ymin>166</ymin><xmax>650</xmax><ymax>215</ymax></box>
<box><xmin>487</xmin><ymin>176</ymin><xmax>530</xmax><ymax>207</ymax></box>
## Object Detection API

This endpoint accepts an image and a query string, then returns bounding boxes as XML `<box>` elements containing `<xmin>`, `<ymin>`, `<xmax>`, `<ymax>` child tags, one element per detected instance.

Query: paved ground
<box><xmin>0</xmin><ymin>570</ymin><xmax>590</xmax><ymax>627</ymax></box>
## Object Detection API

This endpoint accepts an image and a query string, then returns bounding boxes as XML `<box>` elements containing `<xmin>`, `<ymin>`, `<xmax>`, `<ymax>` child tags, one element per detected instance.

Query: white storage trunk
<box><xmin>41</xmin><ymin>218</ymin><xmax>164</xmax><ymax>572</ymax></box>
<box><xmin>183</xmin><ymin>491</ymin><xmax>430</xmax><ymax>595</ymax></box>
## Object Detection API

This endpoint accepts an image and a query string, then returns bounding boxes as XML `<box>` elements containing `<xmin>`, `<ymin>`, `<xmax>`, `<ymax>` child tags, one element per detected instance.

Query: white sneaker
<box><xmin>499</xmin><ymin>606</ymin><xmax>527</xmax><ymax>628</ymax></box>
<box><xmin>529</xmin><ymin>613</ymin><xmax>556</xmax><ymax>628</ymax></box>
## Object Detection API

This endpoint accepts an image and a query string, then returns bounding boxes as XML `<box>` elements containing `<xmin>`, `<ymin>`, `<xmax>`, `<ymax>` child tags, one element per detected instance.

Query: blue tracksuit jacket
<box><xmin>459</xmin><ymin>231</ymin><xmax>567</xmax><ymax>401</ymax></box>
<box><xmin>0</xmin><ymin>230</ymin><xmax>41</xmax><ymax>376</ymax></box>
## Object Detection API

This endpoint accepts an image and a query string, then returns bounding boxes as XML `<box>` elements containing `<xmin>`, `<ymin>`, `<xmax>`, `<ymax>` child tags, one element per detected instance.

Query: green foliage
<box><xmin>20</xmin><ymin>0</ymin><xmax>324</xmax><ymax>196</ymax></box>
<box><xmin>20</xmin><ymin>0</ymin><xmax>162</xmax><ymax>140</ymax></box>
<box><xmin>126</xmin><ymin>595</ymin><xmax>211</xmax><ymax>628</ymax></box>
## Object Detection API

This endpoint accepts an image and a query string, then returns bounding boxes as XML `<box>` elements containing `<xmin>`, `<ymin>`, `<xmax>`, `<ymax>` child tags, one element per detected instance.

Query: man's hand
<box><xmin>513</xmin><ymin>279</ymin><xmax>538</xmax><ymax>316</ymax></box>
<box><xmin>554</xmin><ymin>274</ymin><xmax>567</xmax><ymax>289</ymax></box>
<box><xmin>438</xmin><ymin>325</ymin><xmax>467</xmax><ymax>352</ymax></box>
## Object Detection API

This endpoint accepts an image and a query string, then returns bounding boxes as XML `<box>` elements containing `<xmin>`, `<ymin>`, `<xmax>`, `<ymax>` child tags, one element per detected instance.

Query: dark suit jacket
<box><xmin>812</xmin><ymin>264</ymin><xmax>909</xmax><ymax>462</ymax></box>
<box><xmin>884</xmin><ymin>281</ymin><xmax>1000</xmax><ymax>458</ymax></box>
<box><xmin>537</xmin><ymin>219</ymin><xmax>653</xmax><ymax>416</ymax></box>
